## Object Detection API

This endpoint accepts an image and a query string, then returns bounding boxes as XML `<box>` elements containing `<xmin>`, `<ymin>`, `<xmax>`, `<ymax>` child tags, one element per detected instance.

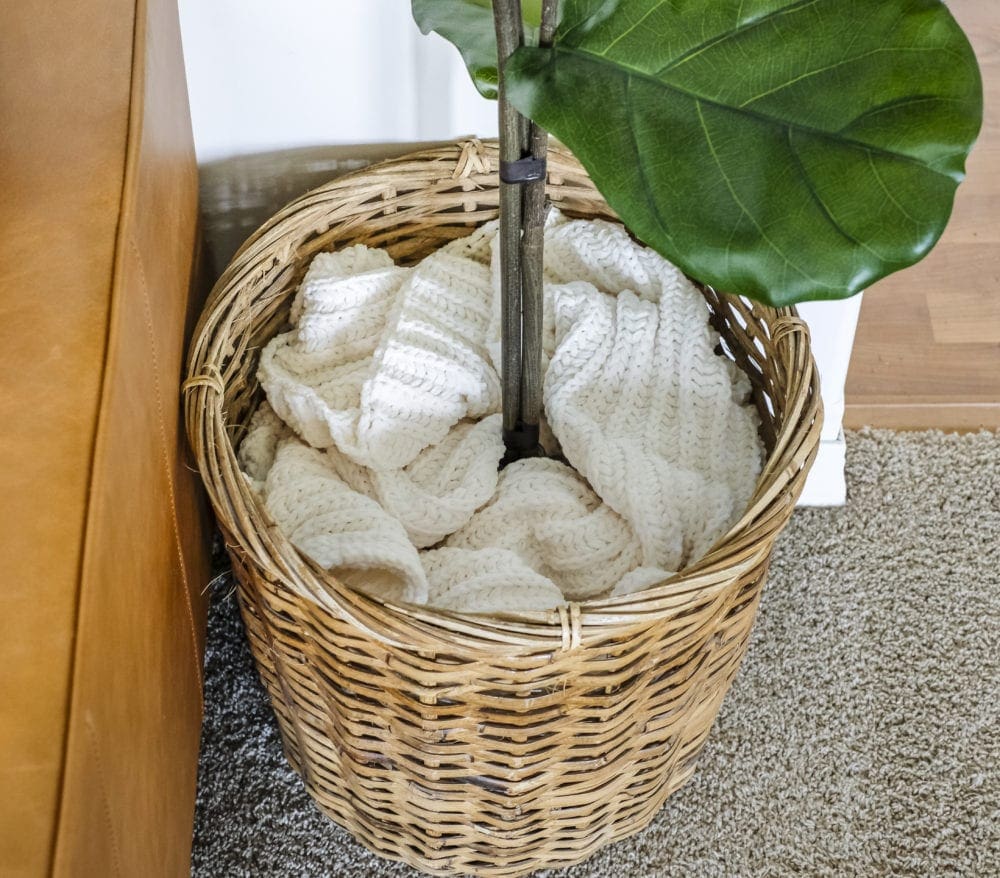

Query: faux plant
<box><xmin>412</xmin><ymin>0</ymin><xmax>982</xmax><ymax>460</ymax></box>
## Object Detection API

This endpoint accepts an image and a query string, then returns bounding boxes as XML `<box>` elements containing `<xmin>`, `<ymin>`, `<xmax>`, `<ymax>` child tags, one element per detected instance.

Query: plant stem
<box><xmin>493</xmin><ymin>0</ymin><xmax>525</xmax><ymax>455</ymax></box>
<box><xmin>519</xmin><ymin>0</ymin><xmax>559</xmax><ymax>440</ymax></box>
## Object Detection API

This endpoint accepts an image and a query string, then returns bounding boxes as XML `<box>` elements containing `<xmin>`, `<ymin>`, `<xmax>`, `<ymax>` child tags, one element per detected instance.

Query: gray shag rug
<box><xmin>191</xmin><ymin>430</ymin><xmax>1000</xmax><ymax>877</ymax></box>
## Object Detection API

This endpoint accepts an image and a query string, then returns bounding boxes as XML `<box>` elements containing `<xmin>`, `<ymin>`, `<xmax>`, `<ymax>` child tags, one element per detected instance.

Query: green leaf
<box><xmin>506</xmin><ymin>0</ymin><xmax>983</xmax><ymax>305</ymax></box>
<box><xmin>412</xmin><ymin>0</ymin><xmax>541</xmax><ymax>99</ymax></box>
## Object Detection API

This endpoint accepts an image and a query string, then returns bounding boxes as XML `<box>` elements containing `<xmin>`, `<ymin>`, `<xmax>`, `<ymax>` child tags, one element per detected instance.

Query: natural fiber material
<box><xmin>192</xmin><ymin>429</ymin><xmax>1000</xmax><ymax>878</ymax></box>
<box><xmin>184</xmin><ymin>139</ymin><xmax>821</xmax><ymax>876</ymax></box>
<box><xmin>261</xmin><ymin>441</ymin><xmax>428</xmax><ymax>606</ymax></box>
<box><xmin>446</xmin><ymin>458</ymin><xmax>641</xmax><ymax>602</ymax></box>
<box><xmin>247</xmin><ymin>208</ymin><xmax>764</xmax><ymax>609</ymax></box>
<box><xmin>542</xmin><ymin>219</ymin><xmax>763</xmax><ymax>572</ymax></box>
<box><xmin>327</xmin><ymin>415</ymin><xmax>506</xmax><ymax>550</ymax></box>
<box><xmin>240</xmin><ymin>402</ymin><xmax>507</xmax><ymax>551</ymax></box>
<box><xmin>261</xmin><ymin>225</ymin><xmax>499</xmax><ymax>469</ymax></box>
<box><xmin>422</xmin><ymin>546</ymin><xmax>566</xmax><ymax>615</ymax></box>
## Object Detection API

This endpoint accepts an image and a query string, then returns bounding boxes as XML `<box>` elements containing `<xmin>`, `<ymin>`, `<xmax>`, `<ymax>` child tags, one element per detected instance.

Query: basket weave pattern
<box><xmin>185</xmin><ymin>140</ymin><xmax>822</xmax><ymax>877</ymax></box>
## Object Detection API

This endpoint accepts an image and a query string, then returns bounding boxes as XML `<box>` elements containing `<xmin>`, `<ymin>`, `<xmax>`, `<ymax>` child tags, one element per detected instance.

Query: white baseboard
<box><xmin>797</xmin><ymin>431</ymin><xmax>847</xmax><ymax>506</ymax></box>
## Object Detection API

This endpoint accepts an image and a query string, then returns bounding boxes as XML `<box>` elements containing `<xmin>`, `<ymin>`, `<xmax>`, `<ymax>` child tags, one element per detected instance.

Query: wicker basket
<box><xmin>184</xmin><ymin>139</ymin><xmax>822</xmax><ymax>877</ymax></box>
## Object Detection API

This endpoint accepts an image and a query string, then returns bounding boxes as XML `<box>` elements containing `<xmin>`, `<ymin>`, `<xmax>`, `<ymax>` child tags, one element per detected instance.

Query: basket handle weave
<box><xmin>770</xmin><ymin>316</ymin><xmax>810</xmax><ymax>347</ymax></box>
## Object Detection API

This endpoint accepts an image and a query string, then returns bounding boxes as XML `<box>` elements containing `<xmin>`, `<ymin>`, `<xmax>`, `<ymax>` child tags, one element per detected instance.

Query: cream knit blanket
<box><xmin>244</xmin><ymin>211</ymin><xmax>762</xmax><ymax>614</ymax></box>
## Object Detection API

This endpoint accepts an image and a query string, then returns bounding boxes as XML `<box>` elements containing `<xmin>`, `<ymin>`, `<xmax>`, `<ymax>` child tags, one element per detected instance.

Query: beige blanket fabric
<box><xmin>243</xmin><ymin>212</ymin><xmax>762</xmax><ymax>614</ymax></box>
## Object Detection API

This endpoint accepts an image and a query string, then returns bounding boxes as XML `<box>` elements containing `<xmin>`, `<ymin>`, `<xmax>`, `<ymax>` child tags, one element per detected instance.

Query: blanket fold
<box><xmin>245</xmin><ymin>211</ymin><xmax>762</xmax><ymax>614</ymax></box>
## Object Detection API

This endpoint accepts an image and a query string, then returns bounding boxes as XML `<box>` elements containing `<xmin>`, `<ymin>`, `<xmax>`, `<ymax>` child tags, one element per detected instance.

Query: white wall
<box><xmin>178</xmin><ymin>0</ymin><xmax>497</xmax><ymax>163</ymax></box>
<box><xmin>178</xmin><ymin>0</ymin><xmax>859</xmax><ymax>504</ymax></box>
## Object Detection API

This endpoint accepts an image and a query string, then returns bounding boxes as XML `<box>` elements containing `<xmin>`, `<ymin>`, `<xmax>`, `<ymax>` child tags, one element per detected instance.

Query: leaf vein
<box><xmin>624</xmin><ymin>77</ymin><xmax>676</xmax><ymax>247</ymax></box>
<box><xmin>553</xmin><ymin>44</ymin><xmax>959</xmax><ymax>182</ymax></box>
<box><xmin>785</xmin><ymin>129</ymin><xmax>884</xmax><ymax>261</ymax></box>
<box><xmin>739</xmin><ymin>47</ymin><xmax>964</xmax><ymax>108</ymax></box>
<box><xmin>598</xmin><ymin>0</ymin><xmax>676</xmax><ymax>57</ymax></box>
<box><xmin>868</xmin><ymin>154</ymin><xmax>922</xmax><ymax>225</ymax></box>
<box><xmin>655</xmin><ymin>0</ymin><xmax>824</xmax><ymax>75</ymax></box>
<box><xmin>695</xmin><ymin>100</ymin><xmax>827</xmax><ymax>289</ymax></box>
<box><xmin>839</xmin><ymin>94</ymin><xmax>966</xmax><ymax>132</ymax></box>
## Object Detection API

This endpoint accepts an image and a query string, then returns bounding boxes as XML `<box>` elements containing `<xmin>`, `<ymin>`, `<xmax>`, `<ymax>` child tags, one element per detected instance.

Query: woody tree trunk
<box><xmin>493</xmin><ymin>0</ymin><xmax>558</xmax><ymax>465</ymax></box>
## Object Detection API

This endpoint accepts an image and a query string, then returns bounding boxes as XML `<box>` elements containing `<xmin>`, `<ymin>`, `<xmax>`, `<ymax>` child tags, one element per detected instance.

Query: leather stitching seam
<box><xmin>84</xmin><ymin>716</ymin><xmax>123</xmax><ymax>878</ymax></box>
<box><xmin>129</xmin><ymin>234</ymin><xmax>204</xmax><ymax>704</ymax></box>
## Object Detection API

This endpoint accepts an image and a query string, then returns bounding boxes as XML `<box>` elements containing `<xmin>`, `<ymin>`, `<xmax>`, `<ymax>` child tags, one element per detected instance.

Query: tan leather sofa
<box><xmin>0</xmin><ymin>0</ymin><xmax>211</xmax><ymax>874</ymax></box>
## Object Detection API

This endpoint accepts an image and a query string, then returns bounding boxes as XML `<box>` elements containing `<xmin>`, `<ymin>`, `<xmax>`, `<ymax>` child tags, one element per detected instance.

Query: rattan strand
<box><xmin>184</xmin><ymin>139</ymin><xmax>822</xmax><ymax>877</ymax></box>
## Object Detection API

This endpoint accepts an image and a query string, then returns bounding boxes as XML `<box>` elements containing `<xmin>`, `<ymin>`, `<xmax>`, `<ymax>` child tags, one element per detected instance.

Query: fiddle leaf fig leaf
<box><xmin>411</xmin><ymin>0</ymin><xmax>541</xmax><ymax>99</ymax></box>
<box><xmin>506</xmin><ymin>0</ymin><xmax>983</xmax><ymax>305</ymax></box>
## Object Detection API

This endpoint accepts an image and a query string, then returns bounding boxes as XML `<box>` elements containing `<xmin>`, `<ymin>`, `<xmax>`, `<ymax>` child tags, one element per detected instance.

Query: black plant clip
<box><xmin>500</xmin><ymin>422</ymin><xmax>544</xmax><ymax>469</ymax></box>
<box><xmin>499</xmin><ymin>156</ymin><xmax>547</xmax><ymax>185</ymax></box>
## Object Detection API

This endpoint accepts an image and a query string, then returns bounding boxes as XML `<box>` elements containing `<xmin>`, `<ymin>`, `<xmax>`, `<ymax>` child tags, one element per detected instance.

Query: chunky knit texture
<box><xmin>260</xmin><ymin>441</ymin><xmax>428</xmax><ymax>606</ymax></box>
<box><xmin>246</xmin><ymin>212</ymin><xmax>763</xmax><ymax>614</ymax></box>
<box><xmin>543</xmin><ymin>219</ymin><xmax>762</xmax><ymax>571</ymax></box>
<box><xmin>446</xmin><ymin>458</ymin><xmax>641</xmax><ymax>601</ymax></box>
<box><xmin>261</xmin><ymin>230</ymin><xmax>500</xmax><ymax>469</ymax></box>
<box><xmin>422</xmin><ymin>547</ymin><xmax>566</xmax><ymax>615</ymax></box>
<box><xmin>326</xmin><ymin>416</ymin><xmax>504</xmax><ymax>549</ymax></box>
<box><xmin>238</xmin><ymin>402</ymin><xmax>291</xmax><ymax>490</ymax></box>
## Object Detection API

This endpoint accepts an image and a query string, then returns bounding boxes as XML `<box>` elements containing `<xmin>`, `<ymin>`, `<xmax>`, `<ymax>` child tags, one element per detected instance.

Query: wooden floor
<box><xmin>844</xmin><ymin>0</ymin><xmax>1000</xmax><ymax>431</ymax></box>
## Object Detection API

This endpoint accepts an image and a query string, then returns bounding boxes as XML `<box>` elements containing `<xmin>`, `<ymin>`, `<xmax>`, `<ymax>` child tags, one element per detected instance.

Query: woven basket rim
<box><xmin>184</xmin><ymin>138</ymin><xmax>822</xmax><ymax>654</ymax></box>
